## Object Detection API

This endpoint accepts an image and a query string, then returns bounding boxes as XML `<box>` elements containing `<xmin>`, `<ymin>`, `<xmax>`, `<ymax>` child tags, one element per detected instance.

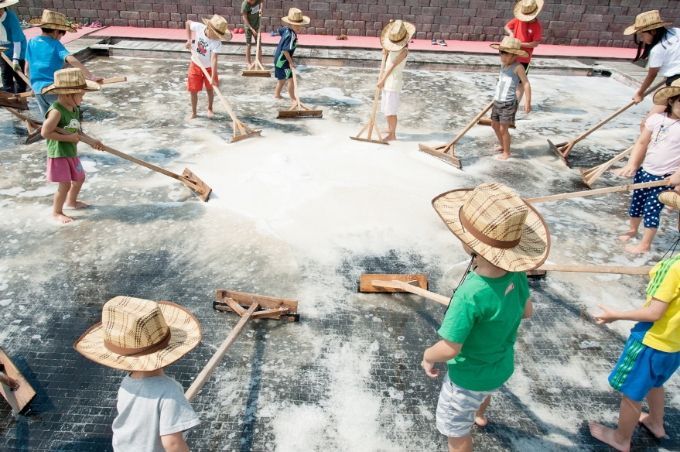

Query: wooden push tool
<box><xmin>549</xmin><ymin>80</ymin><xmax>664</xmax><ymax>166</ymax></box>
<box><xmin>358</xmin><ymin>274</ymin><xmax>450</xmax><ymax>306</ymax></box>
<box><xmin>3</xmin><ymin>107</ymin><xmax>44</xmax><ymax>144</ymax></box>
<box><xmin>0</xmin><ymin>93</ymin><xmax>29</xmax><ymax>110</ymax></box>
<box><xmin>528</xmin><ymin>264</ymin><xmax>653</xmax><ymax>278</ymax></box>
<box><xmin>350</xmin><ymin>51</ymin><xmax>389</xmax><ymax>145</ymax></box>
<box><xmin>528</xmin><ymin>178</ymin><xmax>671</xmax><ymax>204</ymax></box>
<box><xmin>184</xmin><ymin>290</ymin><xmax>299</xmax><ymax>400</ymax></box>
<box><xmin>580</xmin><ymin>145</ymin><xmax>633</xmax><ymax>188</ymax></box>
<box><xmin>190</xmin><ymin>51</ymin><xmax>262</xmax><ymax>143</ymax></box>
<box><xmin>242</xmin><ymin>7</ymin><xmax>271</xmax><ymax>77</ymax></box>
<box><xmin>0</xmin><ymin>347</ymin><xmax>36</xmax><ymax>415</ymax></box>
<box><xmin>277</xmin><ymin>68</ymin><xmax>323</xmax><ymax>119</ymax></box>
<box><xmin>418</xmin><ymin>101</ymin><xmax>493</xmax><ymax>170</ymax></box>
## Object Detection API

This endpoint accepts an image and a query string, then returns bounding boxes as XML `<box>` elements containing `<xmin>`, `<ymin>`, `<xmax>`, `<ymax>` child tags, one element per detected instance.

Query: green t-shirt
<box><xmin>46</xmin><ymin>102</ymin><xmax>81</xmax><ymax>158</ymax></box>
<box><xmin>241</xmin><ymin>0</ymin><xmax>261</xmax><ymax>27</ymax></box>
<box><xmin>437</xmin><ymin>271</ymin><xmax>529</xmax><ymax>392</ymax></box>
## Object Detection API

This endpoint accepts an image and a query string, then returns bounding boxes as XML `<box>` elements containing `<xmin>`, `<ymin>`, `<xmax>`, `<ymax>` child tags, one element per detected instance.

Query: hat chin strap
<box><xmin>458</xmin><ymin>207</ymin><xmax>522</xmax><ymax>249</ymax></box>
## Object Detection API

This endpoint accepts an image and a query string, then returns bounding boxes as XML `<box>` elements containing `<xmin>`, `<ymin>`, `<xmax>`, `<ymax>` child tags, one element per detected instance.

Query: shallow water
<box><xmin>0</xmin><ymin>56</ymin><xmax>678</xmax><ymax>451</ymax></box>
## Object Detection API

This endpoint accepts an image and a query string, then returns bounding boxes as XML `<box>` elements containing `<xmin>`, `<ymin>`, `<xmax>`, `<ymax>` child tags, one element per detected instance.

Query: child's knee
<box><xmin>499</xmin><ymin>124</ymin><xmax>510</xmax><ymax>133</ymax></box>
<box><xmin>57</xmin><ymin>182</ymin><xmax>71</xmax><ymax>192</ymax></box>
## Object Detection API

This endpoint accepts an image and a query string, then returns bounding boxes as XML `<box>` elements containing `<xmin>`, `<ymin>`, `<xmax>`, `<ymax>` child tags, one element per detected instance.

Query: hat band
<box><xmin>104</xmin><ymin>328</ymin><xmax>172</xmax><ymax>356</ymax></box>
<box><xmin>459</xmin><ymin>207</ymin><xmax>522</xmax><ymax>249</ymax></box>
<box><xmin>522</xmin><ymin>5</ymin><xmax>538</xmax><ymax>14</ymax></box>
<box><xmin>287</xmin><ymin>16</ymin><xmax>305</xmax><ymax>23</ymax></box>
<box><xmin>53</xmin><ymin>83</ymin><xmax>87</xmax><ymax>90</ymax></box>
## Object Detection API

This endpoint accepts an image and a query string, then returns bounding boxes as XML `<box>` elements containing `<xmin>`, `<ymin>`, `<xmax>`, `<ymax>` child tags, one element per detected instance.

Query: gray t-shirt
<box><xmin>112</xmin><ymin>374</ymin><xmax>200</xmax><ymax>452</ymax></box>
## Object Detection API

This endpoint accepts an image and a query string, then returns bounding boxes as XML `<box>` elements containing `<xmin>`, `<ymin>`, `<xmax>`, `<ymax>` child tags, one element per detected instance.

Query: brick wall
<box><xmin>12</xmin><ymin>0</ymin><xmax>680</xmax><ymax>47</ymax></box>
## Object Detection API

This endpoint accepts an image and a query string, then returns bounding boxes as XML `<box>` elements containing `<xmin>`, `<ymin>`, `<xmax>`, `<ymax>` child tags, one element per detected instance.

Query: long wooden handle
<box><xmin>366</xmin><ymin>52</ymin><xmax>389</xmax><ymax>137</ymax></box>
<box><xmin>448</xmin><ymin>101</ymin><xmax>494</xmax><ymax>147</ymax></box>
<box><xmin>185</xmin><ymin>302</ymin><xmax>258</xmax><ymax>401</ymax></box>
<box><xmin>528</xmin><ymin>179</ymin><xmax>671</xmax><ymax>203</ymax></box>
<box><xmin>99</xmin><ymin>76</ymin><xmax>127</xmax><ymax>85</ymax></box>
<box><xmin>371</xmin><ymin>280</ymin><xmax>450</xmax><ymax>306</ymax></box>
<box><xmin>255</xmin><ymin>6</ymin><xmax>263</xmax><ymax>61</ymax></box>
<box><xmin>583</xmin><ymin>145</ymin><xmax>634</xmax><ymax>178</ymax></box>
<box><xmin>190</xmin><ymin>51</ymin><xmax>240</xmax><ymax>124</ymax></box>
<box><xmin>291</xmin><ymin>67</ymin><xmax>301</xmax><ymax>108</ymax></box>
<box><xmin>0</xmin><ymin>52</ymin><xmax>31</xmax><ymax>87</ymax></box>
<box><xmin>539</xmin><ymin>264</ymin><xmax>652</xmax><ymax>275</ymax></box>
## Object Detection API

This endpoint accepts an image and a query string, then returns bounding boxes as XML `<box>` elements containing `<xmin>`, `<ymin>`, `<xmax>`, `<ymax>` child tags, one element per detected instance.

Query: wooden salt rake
<box><xmin>528</xmin><ymin>178</ymin><xmax>671</xmax><ymax>204</ymax></box>
<box><xmin>580</xmin><ymin>145</ymin><xmax>633</xmax><ymax>188</ymax></box>
<box><xmin>242</xmin><ymin>7</ymin><xmax>271</xmax><ymax>77</ymax></box>
<box><xmin>277</xmin><ymin>68</ymin><xmax>323</xmax><ymax>119</ymax></box>
<box><xmin>418</xmin><ymin>101</ymin><xmax>493</xmax><ymax>170</ymax></box>
<box><xmin>350</xmin><ymin>51</ymin><xmax>389</xmax><ymax>145</ymax></box>
<box><xmin>0</xmin><ymin>347</ymin><xmax>36</xmax><ymax>415</ymax></box>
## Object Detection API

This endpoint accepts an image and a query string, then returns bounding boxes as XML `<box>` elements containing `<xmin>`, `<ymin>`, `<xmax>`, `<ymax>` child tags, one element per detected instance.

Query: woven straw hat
<box><xmin>0</xmin><ymin>1</ymin><xmax>19</xmax><ymax>9</ymax></box>
<box><xmin>490</xmin><ymin>36</ymin><xmax>529</xmax><ymax>57</ymax></box>
<box><xmin>33</xmin><ymin>9</ymin><xmax>77</xmax><ymax>32</ymax></box>
<box><xmin>74</xmin><ymin>296</ymin><xmax>202</xmax><ymax>371</ymax></box>
<box><xmin>281</xmin><ymin>7</ymin><xmax>310</xmax><ymax>26</ymax></box>
<box><xmin>624</xmin><ymin>10</ymin><xmax>671</xmax><ymax>35</ymax></box>
<box><xmin>432</xmin><ymin>183</ymin><xmax>550</xmax><ymax>272</ymax></box>
<box><xmin>659</xmin><ymin>191</ymin><xmax>680</xmax><ymax>209</ymax></box>
<box><xmin>202</xmin><ymin>14</ymin><xmax>232</xmax><ymax>41</ymax></box>
<box><xmin>380</xmin><ymin>20</ymin><xmax>416</xmax><ymax>52</ymax></box>
<box><xmin>42</xmin><ymin>68</ymin><xmax>100</xmax><ymax>95</ymax></box>
<box><xmin>653</xmin><ymin>79</ymin><xmax>680</xmax><ymax>105</ymax></box>
<box><xmin>513</xmin><ymin>0</ymin><xmax>543</xmax><ymax>22</ymax></box>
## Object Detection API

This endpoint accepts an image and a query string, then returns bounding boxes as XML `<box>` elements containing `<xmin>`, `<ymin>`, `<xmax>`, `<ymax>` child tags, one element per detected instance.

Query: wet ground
<box><xmin>0</xmin><ymin>54</ymin><xmax>679</xmax><ymax>451</ymax></box>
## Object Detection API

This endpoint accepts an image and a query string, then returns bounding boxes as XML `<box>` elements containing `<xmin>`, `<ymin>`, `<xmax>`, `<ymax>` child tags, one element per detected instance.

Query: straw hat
<box><xmin>42</xmin><ymin>68</ymin><xmax>100</xmax><ymax>95</ymax></box>
<box><xmin>32</xmin><ymin>9</ymin><xmax>77</xmax><ymax>32</ymax></box>
<box><xmin>624</xmin><ymin>10</ymin><xmax>671</xmax><ymax>36</ymax></box>
<box><xmin>380</xmin><ymin>20</ymin><xmax>416</xmax><ymax>52</ymax></box>
<box><xmin>0</xmin><ymin>0</ymin><xmax>19</xmax><ymax>9</ymax></box>
<box><xmin>432</xmin><ymin>183</ymin><xmax>550</xmax><ymax>272</ymax></box>
<box><xmin>281</xmin><ymin>8</ymin><xmax>310</xmax><ymax>26</ymax></box>
<box><xmin>202</xmin><ymin>14</ymin><xmax>232</xmax><ymax>41</ymax></box>
<box><xmin>74</xmin><ymin>296</ymin><xmax>202</xmax><ymax>371</ymax></box>
<box><xmin>490</xmin><ymin>36</ymin><xmax>529</xmax><ymax>57</ymax></box>
<box><xmin>653</xmin><ymin>79</ymin><xmax>680</xmax><ymax>105</ymax></box>
<box><xmin>659</xmin><ymin>191</ymin><xmax>680</xmax><ymax>209</ymax></box>
<box><xmin>513</xmin><ymin>0</ymin><xmax>544</xmax><ymax>22</ymax></box>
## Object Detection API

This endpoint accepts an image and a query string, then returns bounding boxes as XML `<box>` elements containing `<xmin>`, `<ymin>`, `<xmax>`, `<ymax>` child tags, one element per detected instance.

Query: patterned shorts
<box><xmin>436</xmin><ymin>378</ymin><xmax>494</xmax><ymax>438</ymax></box>
<box><xmin>490</xmin><ymin>100</ymin><xmax>518</xmax><ymax>125</ymax></box>
<box><xmin>628</xmin><ymin>167</ymin><xmax>672</xmax><ymax>228</ymax></box>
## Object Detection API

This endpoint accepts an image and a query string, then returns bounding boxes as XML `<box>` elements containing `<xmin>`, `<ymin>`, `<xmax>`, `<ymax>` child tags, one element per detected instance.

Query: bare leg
<box><xmin>65</xmin><ymin>180</ymin><xmax>87</xmax><ymax>209</ymax></box>
<box><xmin>274</xmin><ymin>80</ymin><xmax>285</xmax><ymax>99</ymax></box>
<box><xmin>619</xmin><ymin>217</ymin><xmax>641</xmax><ymax>242</ymax></box>
<box><xmin>447</xmin><ymin>435</ymin><xmax>472</xmax><ymax>452</ymax></box>
<box><xmin>497</xmin><ymin>124</ymin><xmax>511</xmax><ymax>160</ymax></box>
<box><xmin>189</xmin><ymin>92</ymin><xmax>198</xmax><ymax>119</ymax></box>
<box><xmin>639</xmin><ymin>387</ymin><xmax>666</xmax><ymax>438</ymax></box>
<box><xmin>53</xmin><ymin>182</ymin><xmax>74</xmax><ymax>223</ymax></box>
<box><xmin>589</xmin><ymin>396</ymin><xmax>641</xmax><ymax>452</ymax></box>
<box><xmin>206</xmin><ymin>89</ymin><xmax>214</xmax><ymax>118</ymax></box>
<box><xmin>245</xmin><ymin>44</ymin><xmax>252</xmax><ymax>65</ymax></box>
<box><xmin>288</xmin><ymin>78</ymin><xmax>297</xmax><ymax>107</ymax></box>
<box><xmin>386</xmin><ymin>115</ymin><xmax>397</xmax><ymax>141</ymax></box>
<box><xmin>491</xmin><ymin>122</ymin><xmax>504</xmax><ymax>152</ymax></box>
<box><xmin>475</xmin><ymin>396</ymin><xmax>491</xmax><ymax>427</ymax></box>
<box><xmin>626</xmin><ymin>227</ymin><xmax>657</xmax><ymax>254</ymax></box>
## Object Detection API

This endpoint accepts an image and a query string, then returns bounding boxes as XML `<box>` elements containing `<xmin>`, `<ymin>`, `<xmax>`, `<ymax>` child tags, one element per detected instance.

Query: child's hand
<box><xmin>92</xmin><ymin>139</ymin><xmax>105</xmax><ymax>151</ymax></box>
<box><xmin>185</xmin><ymin>41</ymin><xmax>192</xmax><ymax>50</ymax></box>
<box><xmin>524</xmin><ymin>103</ymin><xmax>531</xmax><ymax>114</ymax></box>
<box><xmin>211</xmin><ymin>76</ymin><xmax>219</xmax><ymax>87</ymax></box>
<box><xmin>614</xmin><ymin>165</ymin><xmax>637</xmax><ymax>178</ymax></box>
<box><xmin>0</xmin><ymin>374</ymin><xmax>19</xmax><ymax>390</ymax></box>
<box><xmin>632</xmin><ymin>91</ymin><xmax>644</xmax><ymax>104</ymax></box>
<box><xmin>421</xmin><ymin>359</ymin><xmax>440</xmax><ymax>378</ymax></box>
<box><xmin>594</xmin><ymin>305</ymin><xmax>619</xmax><ymax>324</ymax></box>
<box><xmin>376</xmin><ymin>79</ymin><xmax>385</xmax><ymax>90</ymax></box>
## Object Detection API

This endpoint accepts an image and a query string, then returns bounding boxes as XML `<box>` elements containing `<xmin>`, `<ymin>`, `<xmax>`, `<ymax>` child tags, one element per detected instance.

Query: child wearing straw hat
<box><xmin>615</xmin><ymin>81</ymin><xmax>680</xmax><ymax>253</ymax></box>
<box><xmin>504</xmin><ymin>0</ymin><xmax>542</xmax><ymax>108</ymax></box>
<box><xmin>422</xmin><ymin>183</ymin><xmax>549</xmax><ymax>451</ymax></box>
<box><xmin>489</xmin><ymin>37</ymin><xmax>531</xmax><ymax>160</ymax></box>
<box><xmin>185</xmin><ymin>14</ymin><xmax>231</xmax><ymax>120</ymax></box>
<box><xmin>25</xmin><ymin>10</ymin><xmax>99</xmax><ymax>117</ymax></box>
<box><xmin>74</xmin><ymin>296</ymin><xmax>202</xmax><ymax>451</ymax></box>
<box><xmin>0</xmin><ymin>0</ymin><xmax>28</xmax><ymax>94</ymax></box>
<box><xmin>273</xmin><ymin>7</ymin><xmax>309</xmax><ymax>104</ymax></box>
<box><xmin>377</xmin><ymin>20</ymin><xmax>415</xmax><ymax>141</ymax></box>
<box><xmin>40</xmin><ymin>68</ymin><xmax>103</xmax><ymax>224</ymax></box>
<box><xmin>590</xmin><ymin>237</ymin><xmax>680</xmax><ymax>451</ymax></box>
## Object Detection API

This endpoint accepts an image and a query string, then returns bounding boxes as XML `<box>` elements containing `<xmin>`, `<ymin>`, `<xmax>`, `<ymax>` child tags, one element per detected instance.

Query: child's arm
<box><xmin>41</xmin><ymin>109</ymin><xmax>78</xmax><ymax>143</ymax></box>
<box><xmin>65</xmin><ymin>56</ymin><xmax>97</xmax><ymax>81</ymax></box>
<box><xmin>242</xmin><ymin>11</ymin><xmax>256</xmax><ymax>35</ymax></box>
<box><xmin>504</xmin><ymin>25</ymin><xmax>514</xmax><ymax>37</ymax></box>
<box><xmin>616</xmin><ymin>127</ymin><xmax>652</xmax><ymax>177</ymax></box>
<box><xmin>421</xmin><ymin>339</ymin><xmax>462</xmax><ymax>378</ymax></box>
<box><xmin>595</xmin><ymin>299</ymin><xmax>670</xmax><ymax>324</ymax></box>
<box><xmin>210</xmin><ymin>52</ymin><xmax>218</xmax><ymax>86</ymax></box>
<box><xmin>671</xmin><ymin>168</ymin><xmax>680</xmax><ymax>191</ymax></box>
<box><xmin>635</xmin><ymin>68</ymin><xmax>660</xmax><ymax>104</ymax></box>
<box><xmin>282</xmin><ymin>50</ymin><xmax>295</xmax><ymax>69</ymax></box>
<box><xmin>515</xmin><ymin>64</ymin><xmax>531</xmax><ymax>113</ymax></box>
<box><xmin>185</xmin><ymin>20</ymin><xmax>194</xmax><ymax>50</ymax></box>
<box><xmin>377</xmin><ymin>48</ymin><xmax>408</xmax><ymax>89</ymax></box>
<box><xmin>160</xmin><ymin>431</ymin><xmax>190</xmax><ymax>452</ymax></box>
<box><xmin>522</xmin><ymin>299</ymin><xmax>533</xmax><ymax>319</ymax></box>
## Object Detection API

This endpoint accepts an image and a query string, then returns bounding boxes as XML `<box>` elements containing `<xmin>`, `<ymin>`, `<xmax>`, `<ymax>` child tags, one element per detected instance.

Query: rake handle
<box><xmin>447</xmin><ymin>101</ymin><xmax>494</xmax><ymax>149</ymax></box>
<box><xmin>0</xmin><ymin>52</ymin><xmax>31</xmax><ymax>87</ymax></box>
<box><xmin>528</xmin><ymin>178</ymin><xmax>671</xmax><ymax>203</ymax></box>
<box><xmin>584</xmin><ymin>145</ymin><xmax>634</xmax><ymax>176</ymax></box>
<box><xmin>254</xmin><ymin>5</ymin><xmax>263</xmax><ymax>63</ymax></box>
<box><xmin>366</xmin><ymin>51</ymin><xmax>389</xmax><ymax>139</ymax></box>
<box><xmin>372</xmin><ymin>280</ymin><xmax>450</xmax><ymax>306</ymax></box>
<box><xmin>539</xmin><ymin>264</ymin><xmax>652</xmax><ymax>275</ymax></box>
<box><xmin>190</xmin><ymin>51</ymin><xmax>241</xmax><ymax>125</ymax></box>
<box><xmin>185</xmin><ymin>302</ymin><xmax>259</xmax><ymax>401</ymax></box>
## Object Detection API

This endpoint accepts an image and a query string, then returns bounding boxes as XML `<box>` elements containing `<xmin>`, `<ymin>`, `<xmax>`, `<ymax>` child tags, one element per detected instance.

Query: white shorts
<box><xmin>436</xmin><ymin>378</ymin><xmax>494</xmax><ymax>438</ymax></box>
<box><xmin>380</xmin><ymin>90</ymin><xmax>400</xmax><ymax>116</ymax></box>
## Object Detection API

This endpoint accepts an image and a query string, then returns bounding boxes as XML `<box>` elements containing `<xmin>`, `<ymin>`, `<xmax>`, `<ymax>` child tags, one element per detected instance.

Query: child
<box><xmin>489</xmin><ymin>36</ymin><xmax>531</xmax><ymax>160</ymax></box>
<box><xmin>0</xmin><ymin>0</ymin><xmax>27</xmax><ymax>94</ymax></box>
<box><xmin>40</xmin><ymin>68</ymin><xmax>102</xmax><ymax>224</ymax></box>
<box><xmin>377</xmin><ymin>20</ymin><xmax>414</xmax><ymax>142</ymax></box>
<box><xmin>615</xmin><ymin>81</ymin><xmax>680</xmax><ymax>253</ymax></box>
<box><xmin>423</xmin><ymin>183</ymin><xmax>549</xmax><ymax>452</ymax></box>
<box><xmin>25</xmin><ymin>10</ymin><xmax>98</xmax><ymax>117</ymax></box>
<box><xmin>504</xmin><ymin>0</ymin><xmax>543</xmax><ymax>107</ymax></box>
<box><xmin>273</xmin><ymin>7</ymin><xmax>309</xmax><ymax>104</ymax></box>
<box><xmin>242</xmin><ymin>0</ymin><xmax>263</xmax><ymax>66</ymax></box>
<box><xmin>185</xmin><ymin>14</ymin><xmax>230</xmax><ymax>120</ymax></box>
<box><xmin>589</xmin><ymin>245</ymin><xmax>680</xmax><ymax>451</ymax></box>
<box><xmin>74</xmin><ymin>296</ymin><xmax>202</xmax><ymax>451</ymax></box>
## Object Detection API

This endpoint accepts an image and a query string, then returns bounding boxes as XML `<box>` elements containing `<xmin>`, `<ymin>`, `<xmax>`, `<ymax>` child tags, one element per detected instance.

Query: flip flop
<box><xmin>431</xmin><ymin>38</ymin><xmax>437</xmax><ymax>45</ymax></box>
<box><xmin>437</xmin><ymin>39</ymin><xmax>448</xmax><ymax>47</ymax></box>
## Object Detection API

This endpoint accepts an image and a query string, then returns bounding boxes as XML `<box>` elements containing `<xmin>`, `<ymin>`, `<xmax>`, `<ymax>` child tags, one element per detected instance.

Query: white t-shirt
<box><xmin>643</xmin><ymin>113</ymin><xmax>680</xmax><ymax>176</ymax></box>
<box><xmin>112</xmin><ymin>375</ymin><xmax>200</xmax><ymax>452</ymax></box>
<box><xmin>648</xmin><ymin>28</ymin><xmax>680</xmax><ymax>77</ymax></box>
<box><xmin>190</xmin><ymin>22</ymin><xmax>222</xmax><ymax>68</ymax></box>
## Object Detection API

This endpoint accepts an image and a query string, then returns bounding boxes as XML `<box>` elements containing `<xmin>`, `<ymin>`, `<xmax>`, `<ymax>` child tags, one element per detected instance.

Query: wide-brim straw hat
<box><xmin>0</xmin><ymin>0</ymin><xmax>20</xmax><ymax>9</ymax></box>
<box><xmin>653</xmin><ymin>79</ymin><xmax>680</xmax><ymax>105</ymax></box>
<box><xmin>624</xmin><ymin>10</ymin><xmax>671</xmax><ymax>35</ymax></box>
<box><xmin>490</xmin><ymin>36</ymin><xmax>529</xmax><ymax>57</ymax></box>
<box><xmin>513</xmin><ymin>0</ymin><xmax>544</xmax><ymax>22</ymax></box>
<box><xmin>281</xmin><ymin>7</ymin><xmax>310</xmax><ymax>26</ymax></box>
<box><xmin>74</xmin><ymin>296</ymin><xmax>202</xmax><ymax>371</ymax></box>
<box><xmin>202</xmin><ymin>14</ymin><xmax>232</xmax><ymax>41</ymax></box>
<box><xmin>42</xmin><ymin>68</ymin><xmax>100</xmax><ymax>94</ymax></box>
<box><xmin>32</xmin><ymin>9</ymin><xmax>77</xmax><ymax>32</ymax></box>
<box><xmin>659</xmin><ymin>191</ymin><xmax>680</xmax><ymax>209</ymax></box>
<box><xmin>380</xmin><ymin>20</ymin><xmax>416</xmax><ymax>52</ymax></box>
<box><xmin>432</xmin><ymin>183</ymin><xmax>550</xmax><ymax>272</ymax></box>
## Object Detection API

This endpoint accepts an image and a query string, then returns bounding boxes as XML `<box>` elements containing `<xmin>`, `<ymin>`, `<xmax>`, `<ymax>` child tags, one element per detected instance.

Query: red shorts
<box><xmin>187</xmin><ymin>62</ymin><xmax>219</xmax><ymax>92</ymax></box>
<box><xmin>46</xmin><ymin>157</ymin><xmax>86</xmax><ymax>183</ymax></box>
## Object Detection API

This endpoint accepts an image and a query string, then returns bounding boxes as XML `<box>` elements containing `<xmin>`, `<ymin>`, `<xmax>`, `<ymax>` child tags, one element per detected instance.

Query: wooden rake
<box><xmin>184</xmin><ymin>290</ymin><xmax>299</xmax><ymax>401</ymax></box>
<box><xmin>190</xmin><ymin>51</ymin><xmax>262</xmax><ymax>143</ymax></box>
<box><xmin>0</xmin><ymin>347</ymin><xmax>36</xmax><ymax>415</ymax></box>
<box><xmin>580</xmin><ymin>145</ymin><xmax>633</xmax><ymax>188</ymax></box>
<box><xmin>242</xmin><ymin>7</ymin><xmax>271</xmax><ymax>77</ymax></box>
<box><xmin>277</xmin><ymin>68</ymin><xmax>323</xmax><ymax>119</ymax></box>
<box><xmin>350</xmin><ymin>51</ymin><xmax>389</xmax><ymax>145</ymax></box>
<box><xmin>528</xmin><ymin>178</ymin><xmax>671</xmax><ymax>204</ymax></box>
<box><xmin>358</xmin><ymin>274</ymin><xmax>449</xmax><ymax>306</ymax></box>
<box><xmin>528</xmin><ymin>264</ymin><xmax>652</xmax><ymax>278</ymax></box>
<box><xmin>418</xmin><ymin>101</ymin><xmax>493</xmax><ymax>170</ymax></box>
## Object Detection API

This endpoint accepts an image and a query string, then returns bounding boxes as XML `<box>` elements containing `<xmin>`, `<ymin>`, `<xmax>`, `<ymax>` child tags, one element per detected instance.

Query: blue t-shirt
<box><xmin>274</xmin><ymin>27</ymin><xmax>297</xmax><ymax>69</ymax></box>
<box><xmin>0</xmin><ymin>10</ymin><xmax>27</xmax><ymax>60</ymax></box>
<box><xmin>25</xmin><ymin>35</ymin><xmax>70</xmax><ymax>94</ymax></box>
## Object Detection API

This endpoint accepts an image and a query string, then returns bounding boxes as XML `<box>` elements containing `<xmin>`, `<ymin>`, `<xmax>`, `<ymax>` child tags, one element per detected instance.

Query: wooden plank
<box><xmin>215</xmin><ymin>290</ymin><xmax>298</xmax><ymax>316</ymax></box>
<box><xmin>277</xmin><ymin>109</ymin><xmax>323</xmax><ymax>119</ymax></box>
<box><xmin>359</xmin><ymin>274</ymin><xmax>428</xmax><ymax>293</ymax></box>
<box><xmin>0</xmin><ymin>347</ymin><xmax>36</xmax><ymax>414</ymax></box>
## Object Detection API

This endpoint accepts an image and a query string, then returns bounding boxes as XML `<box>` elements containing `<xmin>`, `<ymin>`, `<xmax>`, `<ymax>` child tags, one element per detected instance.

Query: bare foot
<box><xmin>187</xmin><ymin>113</ymin><xmax>197</xmax><ymax>121</ymax></box>
<box><xmin>618</xmin><ymin>231</ymin><xmax>637</xmax><ymax>242</ymax></box>
<box><xmin>65</xmin><ymin>201</ymin><xmax>89</xmax><ymax>210</ymax></box>
<box><xmin>206</xmin><ymin>110</ymin><xmax>215</xmax><ymax>119</ymax></box>
<box><xmin>639</xmin><ymin>413</ymin><xmax>666</xmax><ymax>439</ymax></box>
<box><xmin>589</xmin><ymin>422</ymin><xmax>630</xmax><ymax>452</ymax></box>
<box><xmin>385</xmin><ymin>134</ymin><xmax>397</xmax><ymax>141</ymax></box>
<box><xmin>625</xmin><ymin>243</ymin><xmax>650</xmax><ymax>254</ymax></box>
<box><xmin>53</xmin><ymin>213</ymin><xmax>74</xmax><ymax>224</ymax></box>
<box><xmin>494</xmin><ymin>145</ymin><xmax>503</xmax><ymax>153</ymax></box>
<box><xmin>474</xmin><ymin>414</ymin><xmax>488</xmax><ymax>427</ymax></box>
<box><xmin>496</xmin><ymin>153</ymin><xmax>511</xmax><ymax>160</ymax></box>
<box><xmin>274</xmin><ymin>94</ymin><xmax>284</xmax><ymax>100</ymax></box>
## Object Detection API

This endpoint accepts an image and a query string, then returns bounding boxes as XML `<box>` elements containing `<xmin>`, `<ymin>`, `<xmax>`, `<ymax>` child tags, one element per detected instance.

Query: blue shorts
<box><xmin>628</xmin><ymin>167</ymin><xmax>672</xmax><ymax>228</ymax></box>
<box><xmin>274</xmin><ymin>66</ymin><xmax>292</xmax><ymax>81</ymax></box>
<box><xmin>608</xmin><ymin>336</ymin><xmax>680</xmax><ymax>402</ymax></box>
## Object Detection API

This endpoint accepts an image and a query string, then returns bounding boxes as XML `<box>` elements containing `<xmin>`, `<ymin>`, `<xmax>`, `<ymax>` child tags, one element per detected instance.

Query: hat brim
<box><xmin>202</xmin><ymin>18</ymin><xmax>232</xmax><ymax>41</ymax></box>
<box><xmin>0</xmin><ymin>0</ymin><xmax>19</xmax><ymax>8</ymax></box>
<box><xmin>659</xmin><ymin>191</ymin><xmax>680</xmax><ymax>209</ymax></box>
<box><xmin>432</xmin><ymin>189</ymin><xmax>550</xmax><ymax>272</ymax></box>
<box><xmin>380</xmin><ymin>21</ymin><xmax>416</xmax><ymax>52</ymax></box>
<box><xmin>33</xmin><ymin>20</ymin><xmax>77</xmax><ymax>32</ymax></box>
<box><xmin>74</xmin><ymin>301</ymin><xmax>202</xmax><ymax>371</ymax></box>
<box><xmin>41</xmin><ymin>79</ymin><xmax>101</xmax><ymax>95</ymax></box>
<box><xmin>624</xmin><ymin>21</ymin><xmax>672</xmax><ymax>36</ymax></box>
<box><xmin>490</xmin><ymin>43</ymin><xmax>529</xmax><ymax>57</ymax></box>
<box><xmin>281</xmin><ymin>15</ymin><xmax>311</xmax><ymax>26</ymax></box>
<box><xmin>513</xmin><ymin>0</ymin><xmax>544</xmax><ymax>22</ymax></box>
<box><xmin>653</xmin><ymin>85</ymin><xmax>680</xmax><ymax>105</ymax></box>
